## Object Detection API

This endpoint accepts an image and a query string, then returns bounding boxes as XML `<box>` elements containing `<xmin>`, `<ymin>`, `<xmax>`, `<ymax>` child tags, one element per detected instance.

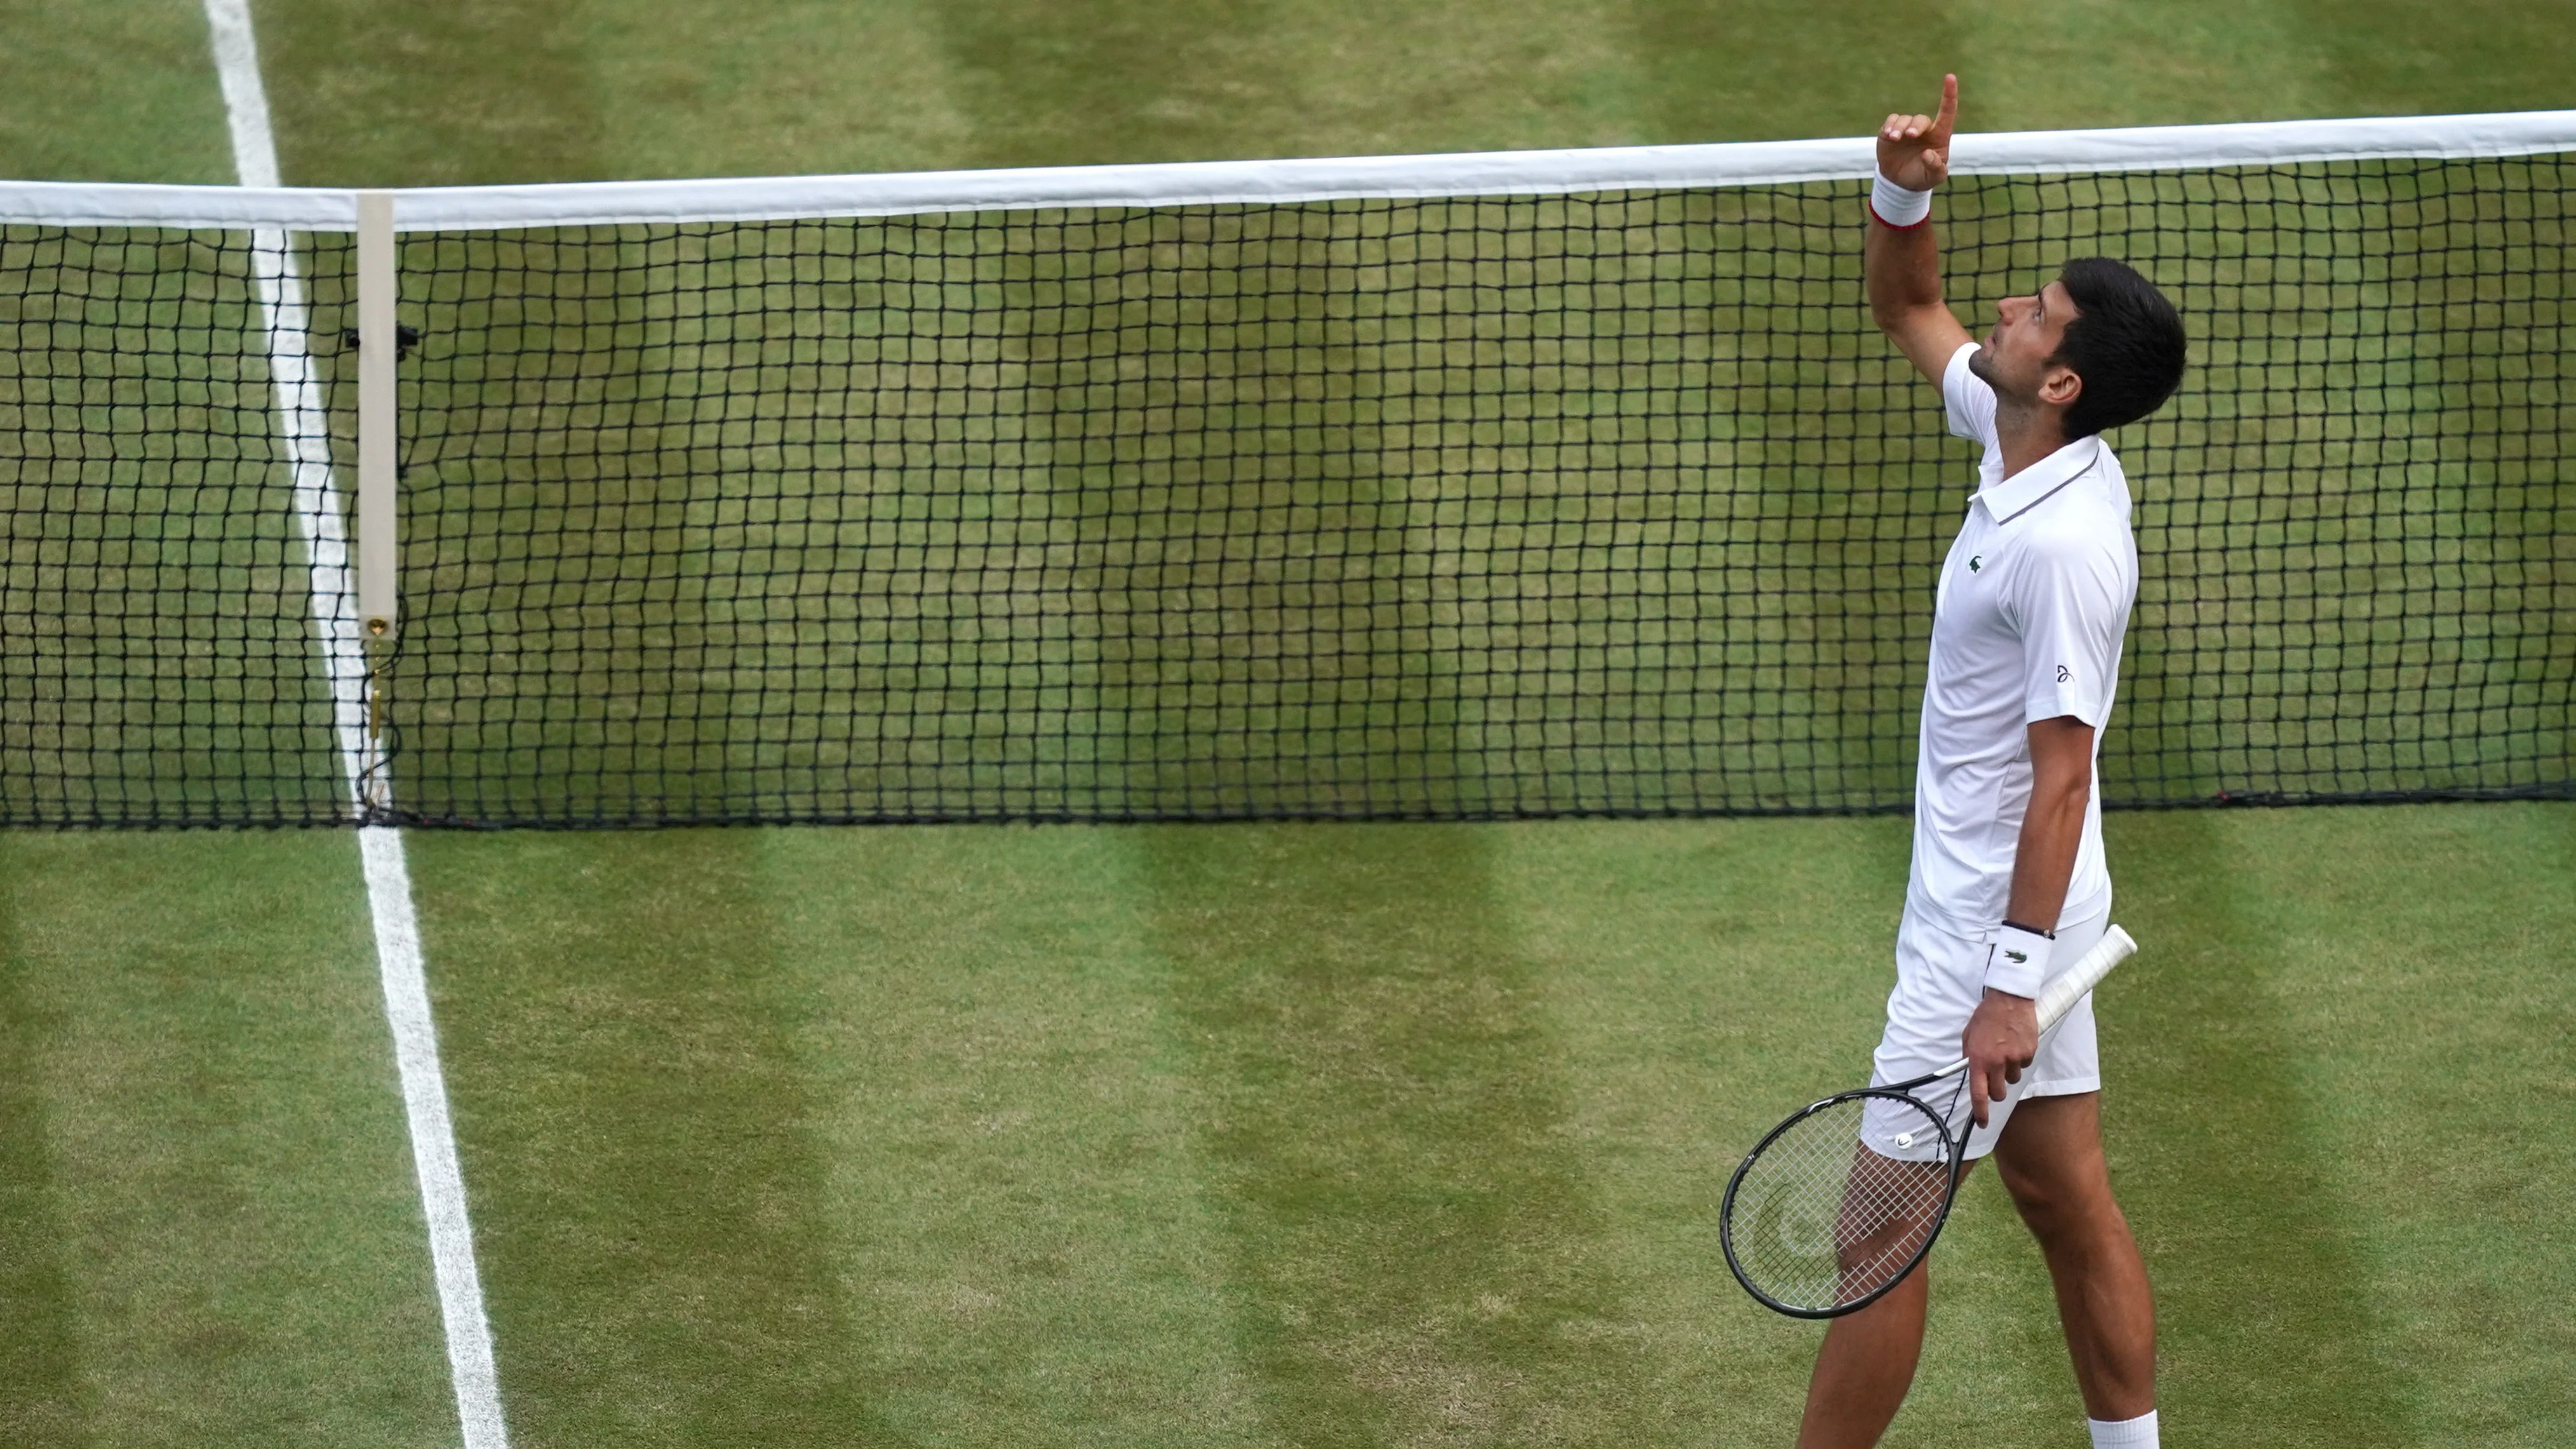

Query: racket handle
<box><xmin>1928</xmin><ymin>925</ymin><xmax>2137</xmax><ymax>1081</ymax></box>
<box><xmin>2035</xmin><ymin>924</ymin><xmax>2137</xmax><ymax>1033</ymax></box>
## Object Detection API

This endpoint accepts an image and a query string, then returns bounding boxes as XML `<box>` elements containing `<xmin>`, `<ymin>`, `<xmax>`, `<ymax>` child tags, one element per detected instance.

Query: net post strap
<box><xmin>355</xmin><ymin>190</ymin><xmax>399</xmax><ymax>640</ymax></box>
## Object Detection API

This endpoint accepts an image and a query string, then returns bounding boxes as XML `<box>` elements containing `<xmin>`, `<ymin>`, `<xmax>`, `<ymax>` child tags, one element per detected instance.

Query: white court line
<box><xmin>202</xmin><ymin>4</ymin><xmax>511</xmax><ymax>1446</ymax></box>
<box><xmin>359</xmin><ymin>824</ymin><xmax>507</xmax><ymax>1449</ymax></box>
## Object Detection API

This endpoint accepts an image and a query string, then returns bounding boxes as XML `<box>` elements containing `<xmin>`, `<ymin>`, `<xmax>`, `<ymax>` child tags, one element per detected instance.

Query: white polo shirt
<box><xmin>1905</xmin><ymin>343</ymin><xmax>2138</xmax><ymax>980</ymax></box>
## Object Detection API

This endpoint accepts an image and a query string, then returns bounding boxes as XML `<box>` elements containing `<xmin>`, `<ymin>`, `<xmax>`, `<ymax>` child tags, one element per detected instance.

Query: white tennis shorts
<box><xmin>1860</xmin><ymin>900</ymin><xmax>2110</xmax><ymax>1163</ymax></box>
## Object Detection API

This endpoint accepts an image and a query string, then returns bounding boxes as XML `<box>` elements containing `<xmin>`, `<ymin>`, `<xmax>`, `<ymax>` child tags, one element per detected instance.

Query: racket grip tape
<box><xmin>2033</xmin><ymin>924</ymin><xmax>2137</xmax><ymax>1033</ymax></box>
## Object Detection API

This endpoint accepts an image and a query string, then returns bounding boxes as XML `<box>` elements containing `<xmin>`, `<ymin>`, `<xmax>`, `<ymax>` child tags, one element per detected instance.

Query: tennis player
<box><xmin>1796</xmin><ymin>76</ymin><xmax>2187</xmax><ymax>1449</ymax></box>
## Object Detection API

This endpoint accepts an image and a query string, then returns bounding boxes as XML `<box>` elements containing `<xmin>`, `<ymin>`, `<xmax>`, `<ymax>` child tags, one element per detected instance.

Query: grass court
<box><xmin>2</xmin><ymin>2</ymin><xmax>2573</xmax><ymax>1445</ymax></box>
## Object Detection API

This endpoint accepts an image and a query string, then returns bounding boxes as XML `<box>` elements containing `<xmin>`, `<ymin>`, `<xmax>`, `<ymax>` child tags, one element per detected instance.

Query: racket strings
<box><xmin>1727</xmin><ymin>1097</ymin><xmax>1955</xmax><ymax>1312</ymax></box>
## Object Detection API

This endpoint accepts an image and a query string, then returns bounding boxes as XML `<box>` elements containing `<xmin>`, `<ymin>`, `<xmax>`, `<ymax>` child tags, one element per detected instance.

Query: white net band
<box><xmin>1</xmin><ymin>109</ymin><xmax>2572</xmax><ymax>231</ymax></box>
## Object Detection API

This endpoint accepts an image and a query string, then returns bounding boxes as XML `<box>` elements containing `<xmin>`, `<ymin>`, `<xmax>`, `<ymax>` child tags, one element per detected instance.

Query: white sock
<box><xmin>2088</xmin><ymin>1409</ymin><xmax>2157</xmax><ymax>1448</ymax></box>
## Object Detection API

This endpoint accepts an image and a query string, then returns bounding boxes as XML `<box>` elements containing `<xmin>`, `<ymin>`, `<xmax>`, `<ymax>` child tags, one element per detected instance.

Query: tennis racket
<box><xmin>1719</xmin><ymin>924</ymin><xmax>2138</xmax><ymax>1318</ymax></box>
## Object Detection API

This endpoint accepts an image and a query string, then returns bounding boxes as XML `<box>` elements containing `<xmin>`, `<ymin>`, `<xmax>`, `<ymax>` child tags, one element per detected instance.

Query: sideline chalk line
<box><xmin>203</xmin><ymin>3</ymin><xmax>510</xmax><ymax>1445</ymax></box>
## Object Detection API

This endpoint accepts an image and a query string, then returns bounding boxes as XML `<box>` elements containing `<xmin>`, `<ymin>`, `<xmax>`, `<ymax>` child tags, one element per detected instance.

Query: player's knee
<box><xmin>2001</xmin><ymin>1165</ymin><xmax>2125</xmax><ymax>1248</ymax></box>
<box><xmin>1997</xmin><ymin>1165</ymin><xmax>2062</xmax><ymax>1232</ymax></box>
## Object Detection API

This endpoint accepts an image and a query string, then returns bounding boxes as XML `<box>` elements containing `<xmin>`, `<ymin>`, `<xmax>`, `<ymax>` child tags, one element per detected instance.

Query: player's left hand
<box><xmin>1962</xmin><ymin>987</ymin><xmax>2038</xmax><ymax>1127</ymax></box>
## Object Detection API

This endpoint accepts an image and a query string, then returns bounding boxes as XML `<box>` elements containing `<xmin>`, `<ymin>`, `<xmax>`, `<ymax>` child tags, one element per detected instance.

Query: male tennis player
<box><xmin>1796</xmin><ymin>76</ymin><xmax>2186</xmax><ymax>1449</ymax></box>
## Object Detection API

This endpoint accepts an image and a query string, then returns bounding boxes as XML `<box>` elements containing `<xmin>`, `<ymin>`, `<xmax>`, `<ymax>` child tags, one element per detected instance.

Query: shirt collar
<box><xmin>1975</xmin><ymin>434</ymin><xmax>2104</xmax><ymax>525</ymax></box>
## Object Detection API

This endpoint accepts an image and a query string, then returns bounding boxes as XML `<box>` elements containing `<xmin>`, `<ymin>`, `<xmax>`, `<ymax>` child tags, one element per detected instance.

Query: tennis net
<box><xmin>3</xmin><ymin>113</ymin><xmax>2570</xmax><ymax>825</ymax></box>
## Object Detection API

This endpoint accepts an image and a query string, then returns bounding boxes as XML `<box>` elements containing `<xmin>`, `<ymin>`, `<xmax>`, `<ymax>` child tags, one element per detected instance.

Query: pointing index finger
<box><xmin>1931</xmin><ymin>72</ymin><xmax>1959</xmax><ymax>142</ymax></box>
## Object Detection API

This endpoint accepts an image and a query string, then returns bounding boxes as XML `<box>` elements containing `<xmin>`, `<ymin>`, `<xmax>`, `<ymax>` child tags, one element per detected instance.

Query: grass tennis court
<box><xmin>8</xmin><ymin>809</ymin><xmax>2573</xmax><ymax>1445</ymax></box>
<box><xmin>3</xmin><ymin>3</ymin><xmax>2573</xmax><ymax>1446</ymax></box>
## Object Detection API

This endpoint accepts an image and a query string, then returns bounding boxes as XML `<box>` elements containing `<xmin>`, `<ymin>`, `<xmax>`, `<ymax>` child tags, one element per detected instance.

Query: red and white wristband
<box><xmin>1870</xmin><ymin>170</ymin><xmax>1933</xmax><ymax>230</ymax></box>
<box><xmin>1985</xmin><ymin>921</ymin><xmax>2055</xmax><ymax>998</ymax></box>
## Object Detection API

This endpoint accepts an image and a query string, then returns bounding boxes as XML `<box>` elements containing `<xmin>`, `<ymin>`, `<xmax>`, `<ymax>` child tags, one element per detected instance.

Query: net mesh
<box><xmin>3</xmin><ymin>154</ymin><xmax>2570</xmax><ymax>826</ymax></box>
<box><xmin>0</xmin><ymin>227</ymin><xmax>352</xmax><ymax>826</ymax></box>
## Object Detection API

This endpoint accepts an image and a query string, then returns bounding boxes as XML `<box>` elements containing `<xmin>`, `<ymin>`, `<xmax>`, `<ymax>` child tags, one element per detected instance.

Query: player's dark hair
<box><xmin>2051</xmin><ymin>257</ymin><xmax>2187</xmax><ymax>437</ymax></box>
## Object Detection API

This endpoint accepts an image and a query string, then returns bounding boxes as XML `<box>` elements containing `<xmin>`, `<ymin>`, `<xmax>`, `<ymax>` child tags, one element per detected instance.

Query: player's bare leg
<box><xmin>1793</xmin><ymin>1262</ymin><xmax>1922</xmax><ymax>1448</ymax></box>
<box><xmin>1793</xmin><ymin>1159</ymin><xmax>1978</xmax><ymax>1449</ymax></box>
<box><xmin>1992</xmin><ymin>1091</ymin><xmax>2156</xmax><ymax>1420</ymax></box>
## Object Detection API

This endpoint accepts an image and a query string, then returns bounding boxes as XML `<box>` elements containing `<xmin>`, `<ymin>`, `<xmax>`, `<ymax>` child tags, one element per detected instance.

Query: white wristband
<box><xmin>1870</xmin><ymin>170</ymin><xmax>1933</xmax><ymax>229</ymax></box>
<box><xmin>1985</xmin><ymin>923</ymin><xmax>2055</xmax><ymax>998</ymax></box>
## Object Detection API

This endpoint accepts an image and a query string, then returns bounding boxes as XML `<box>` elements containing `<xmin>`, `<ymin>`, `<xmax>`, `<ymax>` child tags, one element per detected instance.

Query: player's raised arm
<box><xmin>1867</xmin><ymin>74</ymin><xmax>1974</xmax><ymax>384</ymax></box>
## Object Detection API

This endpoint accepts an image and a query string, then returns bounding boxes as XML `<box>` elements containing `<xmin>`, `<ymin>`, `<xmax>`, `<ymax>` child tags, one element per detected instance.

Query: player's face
<box><xmin>1969</xmin><ymin>279</ymin><xmax>2082</xmax><ymax>408</ymax></box>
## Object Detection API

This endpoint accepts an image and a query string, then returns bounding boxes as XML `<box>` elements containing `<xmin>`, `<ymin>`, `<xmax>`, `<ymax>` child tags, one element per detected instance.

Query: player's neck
<box><xmin>1992</xmin><ymin>397</ymin><xmax>2076</xmax><ymax>479</ymax></box>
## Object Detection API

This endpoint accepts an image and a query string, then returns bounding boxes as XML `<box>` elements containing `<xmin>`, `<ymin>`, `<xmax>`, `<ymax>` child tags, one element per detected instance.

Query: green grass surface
<box><xmin>0</xmin><ymin>832</ymin><xmax>453</xmax><ymax>1447</ymax></box>
<box><xmin>0</xmin><ymin>0</ymin><xmax>233</xmax><ymax>186</ymax></box>
<box><xmin>236</xmin><ymin>0</ymin><xmax>2576</xmax><ymax>186</ymax></box>
<box><xmin>1</xmin><ymin>3</ymin><xmax>2573</xmax><ymax>1445</ymax></box>
<box><xmin>8</xmin><ymin>806</ymin><xmax>2572</xmax><ymax>1444</ymax></box>
<box><xmin>388</xmin><ymin>805</ymin><xmax>2575</xmax><ymax>1446</ymax></box>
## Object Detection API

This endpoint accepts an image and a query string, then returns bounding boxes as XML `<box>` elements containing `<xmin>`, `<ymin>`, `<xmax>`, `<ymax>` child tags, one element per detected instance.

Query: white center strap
<box><xmin>1870</xmin><ymin>170</ymin><xmax>1933</xmax><ymax>228</ymax></box>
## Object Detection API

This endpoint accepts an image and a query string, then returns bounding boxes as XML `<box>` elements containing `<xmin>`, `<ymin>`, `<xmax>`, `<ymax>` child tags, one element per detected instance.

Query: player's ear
<box><xmin>2039</xmin><ymin>363</ymin><xmax>2082</xmax><ymax>410</ymax></box>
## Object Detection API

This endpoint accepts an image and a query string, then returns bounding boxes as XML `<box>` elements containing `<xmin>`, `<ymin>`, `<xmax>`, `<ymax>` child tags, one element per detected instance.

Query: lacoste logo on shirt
<box><xmin>1968</xmin><ymin>555</ymin><xmax>1983</xmax><ymax>573</ymax></box>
